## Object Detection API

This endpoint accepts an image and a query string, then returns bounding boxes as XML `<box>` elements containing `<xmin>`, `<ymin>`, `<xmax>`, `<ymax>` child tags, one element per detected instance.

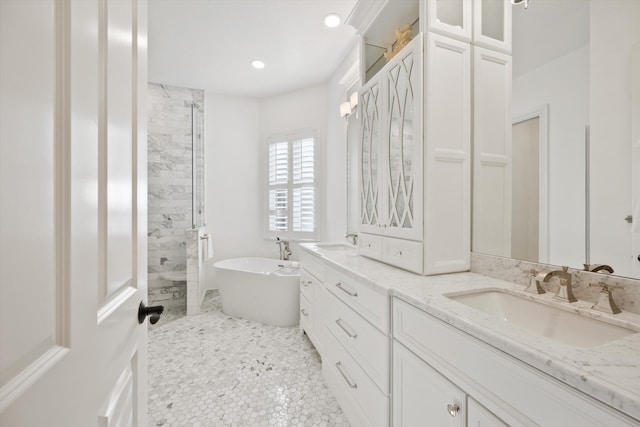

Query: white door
<box><xmin>0</xmin><ymin>1</ymin><xmax>149</xmax><ymax>426</ymax></box>
<box><xmin>632</xmin><ymin>44</ymin><xmax>640</xmax><ymax>279</ymax></box>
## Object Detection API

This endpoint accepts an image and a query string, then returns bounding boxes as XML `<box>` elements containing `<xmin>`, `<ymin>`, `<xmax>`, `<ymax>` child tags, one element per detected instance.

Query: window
<box><xmin>266</xmin><ymin>132</ymin><xmax>319</xmax><ymax>240</ymax></box>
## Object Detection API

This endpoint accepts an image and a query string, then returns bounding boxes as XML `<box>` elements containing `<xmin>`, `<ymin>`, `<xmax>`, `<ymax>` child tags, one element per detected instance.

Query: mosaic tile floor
<box><xmin>148</xmin><ymin>291</ymin><xmax>349</xmax><ymax>426</ymax></box>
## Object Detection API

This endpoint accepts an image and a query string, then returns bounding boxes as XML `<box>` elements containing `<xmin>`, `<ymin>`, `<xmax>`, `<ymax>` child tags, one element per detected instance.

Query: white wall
<box><xmin>512</xmin><ymin>45</ymin><xmax>589</xmax><ymax>268</ymax></box>
<box><xmin>325</xmin><ymin>46</ymin><xmax>360</xmax><ymax>242</ymax></box>
<box><xmin>590</xmin><ymin>0</ymin><xmax>640</xmax><ymax>277</ymax></box>
<box><xmin>204</xmin><ymin>85</ymin><xmax>330</xmax><ymax>288</ymax></box>
<box><xmin>204</xmin><ymin>93</ymin><xmax>264</xmax><ymax>286</ymax></box>
<box><xmin>259</xmin><ymin>84</ymin><xmax>329</xmax><ymax>246</ymax></box>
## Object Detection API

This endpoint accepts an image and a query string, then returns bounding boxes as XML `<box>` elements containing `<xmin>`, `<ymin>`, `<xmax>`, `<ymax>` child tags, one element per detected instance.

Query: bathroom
<box><xmin>144</xmin><ymin>0</ymin><xmax>640</xmax><ymax>425</ymax></box>
<box><xmin>1</xmin><ymin>0</ymin><xmax>639</xmax><ymax>426</ymax></box>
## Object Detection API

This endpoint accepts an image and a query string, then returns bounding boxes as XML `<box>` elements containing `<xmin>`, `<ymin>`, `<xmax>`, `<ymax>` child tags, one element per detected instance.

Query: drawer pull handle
<box><xmin>300</xmin><ymin>308</ymin><xmax>309</xmax><ymax>317</ymax></box>
<box><xmin>366</xmin><ymin>243</ymin><xmax>371</xmax><ymax>248</ymax></box>
<box><xmin>335</xmin><ymin>282</ymin><xmax>358</xmax><ymax>297</ymax></box>
<box><xmin>335</xmin><ymin>362</ymin><xmax>357</xmax><ymax>389</ymax></box>
<box><xmin>396</xmin><ymin>250</ymin><xmax>403</xmax><ymax>257</ymax></box>
<box><xmin>447</xmin><ymin>404</ymin><xmax>460</xmax><ymax>417</ymax></box>
<box><xmin>335</xmin><ymin>318</ymin><xmax>357</xmax><ymax>339</ymax></box>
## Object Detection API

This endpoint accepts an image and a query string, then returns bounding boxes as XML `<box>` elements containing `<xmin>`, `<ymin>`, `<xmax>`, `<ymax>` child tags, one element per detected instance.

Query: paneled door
<box><xmin>0</xmin><ymin>0</ymin><xmax>149</xmax><ymax>426</ymax></box>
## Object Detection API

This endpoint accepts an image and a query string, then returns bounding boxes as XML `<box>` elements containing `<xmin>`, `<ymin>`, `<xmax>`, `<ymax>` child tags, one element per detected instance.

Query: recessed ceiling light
<box><xmin>324</xmin><ymin>13</ymin><xmax>341</xmax><ymax>28</ymax></box>
<box><xmin>251</xmin><ymin>60</ymin><xmax>265</xmax><ymax>69</ymax></box>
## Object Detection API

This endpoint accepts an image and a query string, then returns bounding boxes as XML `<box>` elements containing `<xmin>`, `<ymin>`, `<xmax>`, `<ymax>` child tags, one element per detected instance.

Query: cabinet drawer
<box><xmin>325</xmin><ymin>267</ymin><xmax>389</xmax><ymax>334</ymax></box>
<box><xmin>392</xmin><ymin>298</ymin><xmax>637</xmax><ymax>427</ymax></box>
<box><xmin>300</xmin><ymin>269</ymin><xmax>314</xmax><ymax>302</ymax></box>
<box><xmin>325</xmin><ymin>292</ymin><xmax>389</xmax><ymax>393</ymax></box>
<box><xmin>300</xmin><ymin>251</ymin><xmax>326</xmax><ymax>281</ymax></box>
<box><xmin>382</xmin><ymin>237</ymin><xmax>423</xmax><ymax>274</ymax></box>
<box><xmin>324</xmin><ymin>331</ymin><xmax>388</xmax><ymax>427</ymax></box>
<box><xmin>359</xmin><ymin>233</ymin><xmax>383</xmax><ymax>259</ymax></box>
<box><xmin>299</xmin><ymin>293</ymin><xmax>312</xmax><ymax>333</ymax></box>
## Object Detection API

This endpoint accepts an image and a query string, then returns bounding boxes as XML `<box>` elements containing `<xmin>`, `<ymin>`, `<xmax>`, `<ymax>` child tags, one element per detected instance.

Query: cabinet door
<box><xmin>473</xmin><ymin>0</ymin><xmax>512</xmax><ymax>53</ymax></box>
<box><xmin>468</xmin><ymin>398</ymin><xmax>509</xmax><ymax>427</ymax></box>
<box><xmin>393</xmin><ymin>342</ymin><xmax>465</xmax><ymax>426</ymax></box>
<box><xmin>383</xmin><ymin>35</ymin><xmax>423</xmax><ymax>241</ymax></box>
<box><xmin>359</xmin><ymin>76</ymin><xmax>384</xmax><ymax>235</ymax></box>
<box><xmin>426</xmin><ymin>0</ymin><xmax>472</xmax><ymax>42</ymax></box>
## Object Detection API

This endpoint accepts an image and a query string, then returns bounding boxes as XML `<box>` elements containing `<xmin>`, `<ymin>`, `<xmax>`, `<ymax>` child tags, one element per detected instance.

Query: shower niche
<box><xmin>147</xmin><ymin>83</ymin><xmax>206</xmax><ymax>311</ymax></box>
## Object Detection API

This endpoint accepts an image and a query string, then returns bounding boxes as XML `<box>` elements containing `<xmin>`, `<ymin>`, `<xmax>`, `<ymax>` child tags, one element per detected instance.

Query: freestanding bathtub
<box><xmin>213</xmin><ymin>257</ymin><xmax>300</xmax><ymax>327</ymax></box>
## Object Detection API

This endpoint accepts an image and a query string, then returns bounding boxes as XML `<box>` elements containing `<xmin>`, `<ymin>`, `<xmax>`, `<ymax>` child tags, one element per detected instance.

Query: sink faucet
<box><xmin>536</xmin><ymin>266</ymin><xmax>577</xmax><ymax>303</ymax></box>
<box><xmin>276</xmin><ymin>237</ymin><xmax>291</xmax><ymax>261</ymax></box>
<box><xmin>345</xmin><ymin>233</ymin><xmax>358</xmax><ymax>246</ymax></box>
<box><xmin>583</xmin><ymin>263</ymin><xmax>614</xmax><ymax>274</ymax></box>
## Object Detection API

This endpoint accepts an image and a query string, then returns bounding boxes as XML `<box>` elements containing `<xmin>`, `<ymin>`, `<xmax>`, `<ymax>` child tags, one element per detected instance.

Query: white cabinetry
<box><xmin>299</xmin><ymin>251</ymin><xmax>326</xmax><ymax>356</ymax></box>
<box><xmin>359</xmin><ymin>35</ymin><xmax>424</xmax><ymax>269</ymax></box>
<box><xmin>392</xmin><ymin>298</ymin><xmax>639</xmax><ymax>426</ymax></box>
<box><xmin>472</xmin><ymin>47</ymin><xmax>513</xmax><ymax>257</ymax></box>
<box><xmin>359</xmin><ymin>31</ymin><xmax>471</xmax><ymax>275</ymax></box>
<box><xmin>306</xmin><ymin>251</ymin><xmax>390</xmax><ymax>427</ymax></box>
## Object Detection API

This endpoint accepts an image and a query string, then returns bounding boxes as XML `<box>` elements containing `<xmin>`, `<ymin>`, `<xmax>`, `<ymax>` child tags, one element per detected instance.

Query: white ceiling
<box><xmin>148</xmin><ymin>0</ymin><xmax>359</xmax><ymax>98</ymax></box>
<box><xmin>512</xmin><ymin>0</ymin><xmax>589</xmax><ymax>78</ymax></box>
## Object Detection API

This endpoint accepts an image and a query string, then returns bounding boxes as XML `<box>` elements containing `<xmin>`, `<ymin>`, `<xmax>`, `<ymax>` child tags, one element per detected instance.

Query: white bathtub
<box><xmin>213</xmin><ymin>257</ymin><xmax>300</xmax><ymax>327</ymax></box>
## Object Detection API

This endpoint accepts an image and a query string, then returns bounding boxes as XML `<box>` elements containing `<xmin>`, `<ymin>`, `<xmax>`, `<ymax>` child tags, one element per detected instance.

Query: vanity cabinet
<box><xmin>392</xmin><ymin>298</ymin><xmax>639</xmax><ymax>427</ymax></box>
<box><xmin>321</xmin><ymin>260</ymin><xmax>391</xmax><ymax>426</ymax></box>
<box><xmin>299</xmin><ymin>251</ymin><xmax>327</xmax><ymax>356</ymax></box>
<box><xmin>359</xmin><ymin>30</ymin><xmax>471</xmax><ymax>275</ymax></box>
<box><xmin>393</xmin><ymin>342</ymin><xmax>509</xmax><ymax>427</ymax></box>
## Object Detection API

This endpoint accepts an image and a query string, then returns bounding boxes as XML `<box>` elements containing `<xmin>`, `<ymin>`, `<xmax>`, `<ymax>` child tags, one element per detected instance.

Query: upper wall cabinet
<box><xmin>473</xmin><ymin>0</ymin><xmax>512</xmax><ymax>53</ymax></box>
<box><xmin>359</xmin><ymin>36</ymin><xmax>425</xmax><ymax>274</ymax></box>
<box><xmin>425</xmin><ymin>0</ymin><xmax>472</xmax><ymax>42</ymax></box>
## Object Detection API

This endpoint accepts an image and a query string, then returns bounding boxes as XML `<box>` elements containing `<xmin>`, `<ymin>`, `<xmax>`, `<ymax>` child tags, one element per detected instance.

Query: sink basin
<box><xmin>315</xmin><ymin>243</ymin><xmax>357</xmax><ymax>252</ymax></box>
<box><xmin>448</xmin><ymin>290</ymin><xmax>637</xmax><ymax>348</ymax></box>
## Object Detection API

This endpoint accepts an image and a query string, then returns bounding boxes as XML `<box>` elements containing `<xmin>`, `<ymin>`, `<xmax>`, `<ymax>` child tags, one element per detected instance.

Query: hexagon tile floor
<box><xmin>148</xmin><ymin>291</ymin><xmax>350</xmax><ymax>427</ymax></box>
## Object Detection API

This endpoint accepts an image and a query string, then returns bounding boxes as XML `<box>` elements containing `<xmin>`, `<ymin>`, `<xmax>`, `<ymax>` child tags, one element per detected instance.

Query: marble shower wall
<box><xmin>148</xmin><ymin>83</ymin><xmax>204</xmax><ymax>307</ymax></box>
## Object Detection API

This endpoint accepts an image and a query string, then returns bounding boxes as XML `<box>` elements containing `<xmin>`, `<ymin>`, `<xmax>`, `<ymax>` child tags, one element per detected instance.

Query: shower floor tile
<box><xmin>148</xmin><ymin>291</ymin><xmax>349</xmax><ymax>426</ymax></box>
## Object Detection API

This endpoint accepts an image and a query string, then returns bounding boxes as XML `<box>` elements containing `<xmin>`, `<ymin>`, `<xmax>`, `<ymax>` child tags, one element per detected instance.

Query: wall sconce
<box><xmin>339</xmin><ymin>92</ymin><xmax>359</xmax><ymax>119</ymax></box>
<box><xmin>340</xmin><ymin>101</ymin><xmax>352</xmax><ymax>118</ymax></box>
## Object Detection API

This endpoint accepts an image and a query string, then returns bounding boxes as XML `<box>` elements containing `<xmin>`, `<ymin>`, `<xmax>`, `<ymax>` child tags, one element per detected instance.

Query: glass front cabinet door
<box><xmin>383</xmin><ymin>36</ymin><xmax>423</xmax><ymax>242</ymax></box>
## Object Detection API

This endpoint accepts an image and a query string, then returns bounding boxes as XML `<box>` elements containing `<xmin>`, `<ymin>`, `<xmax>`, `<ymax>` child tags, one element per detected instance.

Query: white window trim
<box><xmin>263</xmin><ymin>129</ymin><xmax>322</xmax><ymax>241</ymax></box>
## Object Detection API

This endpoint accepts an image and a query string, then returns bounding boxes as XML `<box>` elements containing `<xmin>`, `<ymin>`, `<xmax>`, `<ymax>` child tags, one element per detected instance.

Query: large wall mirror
<box><xmin>472</xmin><ymin>0</ymin><xmax>640</xmax><ymax>279</ymax></box>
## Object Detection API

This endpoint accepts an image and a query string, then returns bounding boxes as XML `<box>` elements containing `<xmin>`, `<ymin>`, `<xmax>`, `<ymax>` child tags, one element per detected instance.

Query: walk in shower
<box><xmin>147</xmin><ymin>83</ymin><xmax>206</xmax><ymax>309</ymax></box>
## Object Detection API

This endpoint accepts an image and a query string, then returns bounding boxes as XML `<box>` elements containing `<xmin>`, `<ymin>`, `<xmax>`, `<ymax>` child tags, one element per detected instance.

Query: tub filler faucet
<box><xmin>276</xmin><ymin>237</ymin><xmax>291</xmax><ymax>261</ymax></box>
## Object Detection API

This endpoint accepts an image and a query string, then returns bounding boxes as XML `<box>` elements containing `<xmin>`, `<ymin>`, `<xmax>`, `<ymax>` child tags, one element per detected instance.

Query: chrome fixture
<box><xmin>589</xmin><ymin>282</ymin><xmax>622</xmax><ymax>314</ymax></box>
<box><xmin>583</xmin><ymin>264</ymin><xmax>614</xmax><ymax>274</ymax></box>
<box><xmin>536</xmin><ymin>266</ymin><xmax>577</xmax><ymax>303</ymax></box>
<box><xmin>523</xmin><ymin>269</ymin><xmax>545</xmax><ymax>294</ymax></box>
<box><xmin>276</xmin><ymin>236</ymin><xmax>291</xmax><ymax>261</ymax></box>
<box><xmin>511</xmin><ymin>0</ymin><xmax>529</xmax><ymax>9</ymax></box>
<box><xmin>345</xmin><ymin>232</ymin><xmax>358</xmax><ymax>246</ymax></box>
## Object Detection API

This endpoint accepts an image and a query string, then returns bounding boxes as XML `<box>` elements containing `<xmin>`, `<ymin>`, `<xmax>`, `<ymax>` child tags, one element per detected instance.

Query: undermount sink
<box><xmin>315</xmin><ymin>243</ymin><xmax>357</xmax><ymax>252</ymax></box>
<box><xmin>448</xmin><ymin>290</ymin><xmax>637</xmax><ymax>348</ymax></box>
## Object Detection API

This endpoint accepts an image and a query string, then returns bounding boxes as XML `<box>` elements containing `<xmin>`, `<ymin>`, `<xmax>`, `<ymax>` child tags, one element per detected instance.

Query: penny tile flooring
<box><xmin>148</xmin><ymin>291</ymin><xmax>349</xmax><ymax>426</ymax></box>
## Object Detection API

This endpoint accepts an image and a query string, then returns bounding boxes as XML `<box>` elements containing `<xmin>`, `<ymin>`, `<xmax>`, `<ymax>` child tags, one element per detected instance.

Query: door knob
<box><xmin>138</xmin><ymin>301</ymin><xmax>164</xmax><ymax>324</ymax></box>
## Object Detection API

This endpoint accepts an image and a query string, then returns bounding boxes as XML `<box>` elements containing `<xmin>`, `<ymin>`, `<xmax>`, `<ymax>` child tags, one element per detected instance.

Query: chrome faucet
<box><xmin>276</xmin><ymin>237</ymin><xmax>291</xmax><ymax>261</ymax></box>
<box><xmin>345</xmin><ymin>233</ymin><xmax>358</xmax><ymax>246</ymax></box>
<box><xmin>536</xmin><ymin>266</ymin><xmax>577</xmax><ymax>303</ymax></box>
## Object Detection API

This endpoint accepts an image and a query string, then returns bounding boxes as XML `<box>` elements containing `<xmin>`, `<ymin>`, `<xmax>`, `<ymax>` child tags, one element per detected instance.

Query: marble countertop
<box><xmin>299</xmin><ymin>242</ymin><xmax>640</xmax><ymax>422</ymax></box>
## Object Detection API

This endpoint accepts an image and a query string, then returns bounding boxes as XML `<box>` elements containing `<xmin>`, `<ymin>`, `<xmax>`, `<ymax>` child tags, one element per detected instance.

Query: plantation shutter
<box><xmin>267</xmin><ymin>134</ymin><xmax>317</xmax><ymax>238</ymax></box>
